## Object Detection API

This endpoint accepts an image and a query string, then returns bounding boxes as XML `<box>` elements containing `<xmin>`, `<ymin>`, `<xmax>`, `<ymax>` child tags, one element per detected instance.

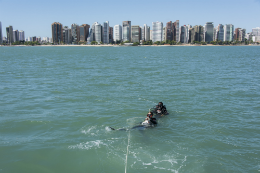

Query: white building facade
<box><xmin>114</xmin><ymin>25</ymin><xmax>122</xmax><ymax>42</ymax></box>
<box><xmin>19</xmin><ymin>30</ymin><xmax>25</xmax><ymax>41</ymax></box>
<box><xmin>252</xmin><ymin>27</ymin><xmax>260</xmax><ymax>42</ymax></box>
<box><xmin>152</xmin><ymin>22</ymin><xmax>163</xmax><ymax>42</ymax></box>
<box><xmin>224</xmin><ymin>24</ymin><xmax>234</xmax><ymax>42</ymax></box>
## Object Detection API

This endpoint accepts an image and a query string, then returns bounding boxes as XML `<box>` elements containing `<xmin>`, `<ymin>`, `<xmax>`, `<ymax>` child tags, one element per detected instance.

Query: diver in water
<box><xmin>146</xmin><ymin>111</ymin><xmax>157</xmax><ymax>125</ymax></box>
<box><xmin>155</xmin><ymin>102</ymin><xmax>168</xmax><ymax>115</ymax></box>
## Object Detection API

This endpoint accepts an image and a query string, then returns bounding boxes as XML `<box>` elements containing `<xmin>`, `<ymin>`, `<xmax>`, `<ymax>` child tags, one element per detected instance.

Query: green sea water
<box><xmin>0</xmin><ymin>46</ymin><xmax>260</xmax><ymax>173</ymax></box>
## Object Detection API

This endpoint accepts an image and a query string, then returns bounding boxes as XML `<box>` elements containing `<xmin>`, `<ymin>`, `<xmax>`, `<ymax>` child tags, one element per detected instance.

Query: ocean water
<box><xmin>0</xmin><ymin>46</ymin><xmax>259</xmax><ymax>173</ymax></box>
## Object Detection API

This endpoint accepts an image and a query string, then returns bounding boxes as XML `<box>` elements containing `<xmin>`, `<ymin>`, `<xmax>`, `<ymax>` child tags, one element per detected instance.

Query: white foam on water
<box><xmin>68</xmin><ymin>140</ymin><xmax>106</xmax><ymax>150</ymax></box>
<box><xmin>81</xmin><ymin>125</ymin><xmax>99</xmax><ymax>136</ymax></box>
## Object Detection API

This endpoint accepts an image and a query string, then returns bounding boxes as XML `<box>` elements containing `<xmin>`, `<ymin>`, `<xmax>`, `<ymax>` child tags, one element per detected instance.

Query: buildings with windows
<box><xmin>140</xmin><ymin>27</ymin><xmax>144</xmax><ymax>41</ymax></box>
<box><xmin>152</xmin><ymin>21</ymin><xmax>163</xmax><ymax>42</ymax></box>
<box><xmin>103</xmin><ymin>21</ymin><xmax>109</xmax><ymax>44</ymax></box>
<box><xmin>179</xmin><ymin>25</ymin><xmax>191</xmax><ymax>43</ymax></box>
<box><xmin>79</xmin><ymin>24</ymin><xmax>90</xmax><ymax>43</ymax></box>
<box><xmin>95</xmin><ymin>23</ymin><xmax>102</xmax><ymax>43</ymax></box>
<box><xmin>144</xmin><ymin>24</ymin><xmax>150</xmax><ymax>41</ymax></box>
<box><xmin>52</xmin><ymin>22</ymin><xmax>63</xmax><ymax>44</ymax></box>
<box><xmin>131</xmin><ymin>25</ymin><xmax>140</xmax><ymax>43</ymax></box>
<box><xmin>166</xmin><ymin>21</ymin><xmax>173</xmax><ymax>41</ymax></box>
<box><xmin>215</xmin><ymin>24</ymin><xmax>224</xmax><ymax>41</ymax></box>
<box><xmin>114</xmin><ymin>25</ymin><xmax>122</xmax><ymax>43</ymax></box>
<box><xmin>19</xmin><ymin>30</ymin><xmax>25</xmax><ymax>41</ymax></box>
<box><xmin>174</xmin><ymin>20</ymin><xmax>179</xmax><ymax>42</ymax></box>
<box><xmin>87</xmin><ymin>22</ymin><xmax>98</xmax><ymax>44</ymax></box>
<box><xmin>122</xmin><ymin>21</ymin><xmax>131</xmax><ymax>42</ymax></box>
<box><xmin>252</xmin><ymin>27</ymin><xmax>260</xmax><ymax>42</ymax></box>
<box><xmin>239</xmin><ymin>29</ymin><xmax>246</xmax><ymax>42</ymax></box>
<box><xmin>109</xmin><ymin>27</ymin><xmax>113</xmax><ymax>43</ymax></box>
<box><xmin>204</xmin><ymin>22</ymin><xmax>214</xmax><ymax>43</ymax></box>
<box><xmin>224</xmin><ymin>24</ymin><xmax>234</xmax><ymax>42</ymax></box>
<box><xmin>71</xmin><ymin>23</ymin><xmax>79</xmax><ymax>44</ymax></box>
<box><xmin>0</xmin><ymin>21</ymin><xmax>2</xmax><ymax>44</ymax></box>
<box><xmin>13</xmin><ymin>30</ymin><xmax>19</xmax><ymax>42</ymax></box>
<box><xmin>6</xmin><ymin>25</ymin><xmax>14</xmax><ymax>44</ymax></box>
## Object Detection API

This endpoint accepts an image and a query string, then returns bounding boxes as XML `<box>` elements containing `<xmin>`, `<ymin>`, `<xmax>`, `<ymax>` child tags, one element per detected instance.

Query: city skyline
<box><xmin>1</xmin><ymin>0</ymin><xmax>260</xmax><ymax>38</ymax></box>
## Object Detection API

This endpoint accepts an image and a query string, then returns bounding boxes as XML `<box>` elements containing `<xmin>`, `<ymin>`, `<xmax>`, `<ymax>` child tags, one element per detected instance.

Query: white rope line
<box><xmin>125</xmin><ymin>130</ymin><xmax>130</xmax><ymax>173</ymax></box>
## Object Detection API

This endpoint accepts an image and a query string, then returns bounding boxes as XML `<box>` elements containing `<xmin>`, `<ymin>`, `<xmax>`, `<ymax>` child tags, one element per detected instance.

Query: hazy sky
<box><xmin>1</xmin><ymin>0</ymin><xmax>260</xmax><ymax>38</ymax></box>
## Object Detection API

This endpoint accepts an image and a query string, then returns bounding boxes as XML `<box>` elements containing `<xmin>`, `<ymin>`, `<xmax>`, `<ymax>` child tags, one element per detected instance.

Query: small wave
<box><xmin>68</xmin><ymin>140</ymin><xmax>106</xmax><ymax>150</ymax></box>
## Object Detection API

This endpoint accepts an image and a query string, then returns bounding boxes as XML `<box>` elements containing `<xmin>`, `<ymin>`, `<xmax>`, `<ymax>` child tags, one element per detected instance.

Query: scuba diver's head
<box><xmin>147</xmin><ymin>112</ymin><xmax>153</xmax><ymax>118</ymax></box>
<box><xmin>158</xmin><ymin>102</ymin><xmax>163</xmax><ymax>108</ymax></box>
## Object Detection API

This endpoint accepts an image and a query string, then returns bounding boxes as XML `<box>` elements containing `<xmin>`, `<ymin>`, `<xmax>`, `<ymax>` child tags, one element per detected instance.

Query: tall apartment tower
<box><xmin>215</xmin><ymin>24</ymin><xmax>224</xmax><ymax>41</ymax></box>
<box><xmin>71</xmin><ymin>23</ymin><xmax>79</xmax><ymax>44</ymax></box>
<box><xmin>87</xmin><ymin>22</ymin><xmax>98</xmax><ymax>44</ymax></box>
<box><xmin>6</xmin><ymin>25</ymin><xmax>14</xmax><ymax>44</ymax></box>
<box><xmin>13</xmin><ymin>30</ymin><xmax>19</xmax><ymax>42</ymax></box>
<box><xmin>174</xmin><ymin>20</ymin><xmax>179</xmax><ymax>42</ymax></box>
<box><xmin>234</xmin><ymin>28</ymin><xmax>241</xmax><ymax>41</ymax></box>
<box><xmin>114</xmin><ymin>25</ymin><xmax>122</xmax><ymax>42</ymax></box>
<box><xmin>52</xmin><ymin>22</ymin><xmax>63</xmax><ymax>44</ymax></box>
<box><xmin>0</xmin><ymin>22</ymin><xmax>2</xmax><ymax>44</ymax></box>
<box><xmin>252</xmin><ymin>27</ymin><xmax>260</xmax><ymax>42</ymax></box>
<box><xmin>122</xmin><ymin>21</ymin><xmax>131</xmax><ymax>42</ymax></box>
<box><xmin>224</xmin><ymin>24</ymin><xmax>234</xmax><ymax>42</ymax></box>
<box><xmin>239</xmin><ymin>29</ymin><xmax>246</xmax><ymax>42</ymax></box>
<box><xmin>19</xmin><ymin>30</ymin><xmax>25</xmax><ymax>41</ymax></box>
<box><xmin>204</xmin><ymin>22</ymin><xmax>214</xmax><ymax>43</ymax></box>
<box><xmin>95</xmin><ymin>23</ymin><xmax>102</xmax><ymax>43</ymax></box>
<box><xmin>131</xmin><ymin>25</ymin><xmax>140</xmax><ymax>43</ymax></box>
<box><xmin>63</xmin><ymin>26</ymin><xmax>69</xmax><ymax>44</ymax></box>
<box><xmin>152</xmin><ymin>21</ymin><xmax>163</xmax><ymax>42</ymax></box>
<box><xmin>109</xmin><ymin>27</ymin><xmax>113</xmax><ymax>43</ymax></box>
<box><xmin>166</xmin><ymin>21</ymin><xmax>173</xmax><ymax>41</ymax></box>
<box><xmin>103</xmin><ymin>21</ymin><xmax>109</xmax><ymax>44</ymax></box>
<box><xmin>144</xmin><ymin>24</ymin><xmax>150</xmax><ymax>41</ymax></box>
<box><xmin>79</xmin><ymin>24</ymin><xmax>90</xmax><ymax>42</ymax></box>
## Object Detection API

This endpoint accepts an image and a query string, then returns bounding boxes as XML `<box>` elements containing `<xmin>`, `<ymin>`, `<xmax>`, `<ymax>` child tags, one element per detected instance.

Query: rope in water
<box><xmin>125</xmin><ymin>130</ymin><xmax>130</xmax><ymax>173</ymax></box>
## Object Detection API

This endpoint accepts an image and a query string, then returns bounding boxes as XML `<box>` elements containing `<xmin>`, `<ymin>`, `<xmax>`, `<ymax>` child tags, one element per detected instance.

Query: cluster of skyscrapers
<box><xmin>1</xmin><ymin>24</ymin><xmax>25</xmax><ymax>44</ymax></box>
<box><xmin>0</xmin><ymin>20</ymin><xmax>260</xmax><ymax>45</ymax></box>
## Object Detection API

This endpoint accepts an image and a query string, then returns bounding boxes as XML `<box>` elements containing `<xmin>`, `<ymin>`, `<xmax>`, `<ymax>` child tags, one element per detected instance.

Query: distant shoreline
<box><xmin>1</xmin><ymin>44</ymin><xmax>259</xmax><ymax>47</ymax></box>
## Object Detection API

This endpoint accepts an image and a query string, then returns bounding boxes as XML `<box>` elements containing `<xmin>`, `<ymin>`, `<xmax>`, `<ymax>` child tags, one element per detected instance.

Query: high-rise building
<box><xmin>6</xmin><ymin>26</ymin><xmax>14</xmax><ymax>44</ymax></box>
<box><xmin>131</xmin><ymin>25</ymin><xmax>140</xmax><ymax>43</ymax></box>
<box><xmin>163</xmin><ymin>27</ymin><xmax>166</xmax><ymax>41</ymax></box>
<box><xmin>19</xmin><ymin>30</ymin><xmax>25</xmax><ymax>41</ymax></box>
<box><xmin>204</xmin><ymin>22</ymin><xmax>214</xmax><ymax>43</ymax></box>
<box><xmin>224</xmin><ymin>24</ymin><xmax>234</xmax><ymax>42</ymax></box>
<box><xmin>215</xmin><ymin>24</ymin><xmax>224</xmax><ymax>41</ymax></box>
<box><xmin>109</xmin><ymin>27</ymin><xmax>113</xmax><ymax>43</ymax></box>
<box><xmin>234</xmin><ymin>28</ymin><xmax>241</xmax><ymax>41</ymax></box>
<box><xmin>150</xmin><ymin>30</ymin><xmax>153</xmax><ymax>41</ymax></box>
<box><xmin>144</xmin><ymin>24</ymin><xmax>150</xmax><ymax>41</ymax></box>
<box><xmin>174</xmin><ymin>20</ymin><xmax>179</xmax><ymax>42</ymax></box>
<box><xmin>194</xmin><ymin>25</ymin><xmax>204</xmax><ymax>42</ymax></box>
<box><xmin>239</xmin><ymin>29</ymin><xmax>246</xmax><ymax>42</ymax></box>
<box><xmin>114</xmin><ymin>25</ymin><xmax>122</xmax><ymax>43</ymax></box>
<box><xmin>0</xmin><ymin>21</ymin><xmax>2</xmax><ymax>44</ymax></box>
<box><xmin>79</xmin><ymin>24</ymin><xmax>90</xmax><ymax>43</ymax></box>
<box><xmin>87</xmin><ymin>22</ymin><xmax>98</xmax><ymax>44</ymax></box>
<box><xmin>122</xmin><ymin>21</ymin><xmax>131</xmax><ymax>42</ymax></box>
<box><xmin>71</xmin><ymin>23</ymin><xmax>79</xmax><ymax>44</ymax></box>
<box><xmin>13</xmin><ymin>30</ymin><xmax>19</xmax><ymax>42</ymax></box>
<box><xmin>189</xmin><ymin>27</ymin><xmax>195</xmax><ymax>43</ymax></box>
<box><xmin>140</xmin><ymin>27</ymin><xmax>144</xmax><ymax>41</ymax></box>
<box><xmin>37</xmin><ymin>37</ymin><xmax>41</xmax><ymax>42</ymax></box>
<box><xmin>152</xmin><ymin>21</ymin><xmax>163</xmax><ymax>42</ymax></box>
<box><xmin>52</xmin><ymin>22</ymin><xmax>63</xmax><ymax>44</ymax></box>
<box><xmin>166</xmin><ymin>21</ymin><xmax>173</xmax><ymax>41</ymax></box>
<box><xmin>179</xmin><ymin>25</ymin><xmax>191</xmax><ymax>43</ymax></box>
<box><xmin>252</xmin><ymin>27</ymin><xmax>260</xmax><ymax>42</ymax></box>
<box><xmin>63</xmin><ymin>26</ymin><xmax>69</xmax><ymax>44</ymax></box>
<box><xmin>95</xmin><ymin>23</ymin><xmax>102</xmax><ymax>43</ymax></box>
<box><xmin>103</xmin><ymin>21</ymin><xmax>109</xmax><ymax>44</ymax></box>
